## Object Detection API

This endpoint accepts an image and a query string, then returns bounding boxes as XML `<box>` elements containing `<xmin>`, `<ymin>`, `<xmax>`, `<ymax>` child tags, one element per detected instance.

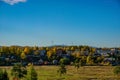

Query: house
<box><xmin>52</xmin><ymin>59</ymin><xmax>58</xmax><ymax>65</ymax></box>
<box><xmin>38</xmin><ymin>59</ymin><xmax>44</xmax><ymax>65</ymax></box>
<box><xmin>56</xmin><ymin>49</ymin><xmax>63</xmax><ymax>56</ymax></box>
<box><xmin>40</xmin><ymin>50</ymin><xmax>46</xmax><ymax>56</ymax></box>
<box><xmin>93</xmin><ymin>53</ymin><xmax>101</xmax><ymax>57</ymax></box>
<box><xmin>66</xmin><ymin>50</ymin><xmax>73</xmax><ymax>55</ymax></box>
<box><xmin>104</xmin><ymin>57</ymin><xmax>115</xmax><ymax>61</ymax></box>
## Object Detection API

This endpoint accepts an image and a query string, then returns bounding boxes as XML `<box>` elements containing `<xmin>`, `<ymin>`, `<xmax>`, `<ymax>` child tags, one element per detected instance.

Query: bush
<box><xmin>57</xmin><ymin>64</ymin><xmax>66</xmax><ymax>76</ymax></box>
<box><xmin>113</xmin><ymin>66</ymin><xmax>120</xmax><ymax>75</ymax></box>
<box><xmin>60</xmin><ymin>58</ymin><xmax>70</xmax><ymax>65</ymax></box>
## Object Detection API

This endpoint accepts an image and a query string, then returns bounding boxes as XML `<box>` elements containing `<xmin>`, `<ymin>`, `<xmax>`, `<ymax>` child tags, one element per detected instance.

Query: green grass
<box><xmin>0</xmin><ymin>66</ymin><xmax>120</xmax><ymax>80</ymax></box>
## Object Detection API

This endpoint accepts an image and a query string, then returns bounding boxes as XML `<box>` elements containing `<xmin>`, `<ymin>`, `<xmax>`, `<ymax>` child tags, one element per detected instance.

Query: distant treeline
<box><xmin>0</xmin><ymin>45</ymin><xmax>120</xmax><ymax>66</ymax></box>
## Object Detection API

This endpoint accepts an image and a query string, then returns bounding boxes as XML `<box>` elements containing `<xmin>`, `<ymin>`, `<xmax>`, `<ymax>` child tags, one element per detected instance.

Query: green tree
<box><xmin>114</xmin><ymin>66</ymin><xmax>120</xmax><ymax>77</ymax></box>
<box><xmin>60</xmin><ymin>58</ymin><xmax>70</xmax><ymax>65</ymax></box>
<box><xmin>26</xmin><ymin>63</ymin><xmax>38</xmax><ymax>80</ymax></box>
<box><xmin>0</xmin><ymin>69</ymin><xmax>3</xmax><ymax>80</ymax></box>
<box><xmin>74</xmin><ymin>59</ymin><xmax>80</xmax><ymax>71</ymax></box>
<box><xmin>3</xmin><ymin>69</ymin><xmax>9</xmax><ymax>80</ymax></box>
<box><xmin>0</xmin><ymin>69</ymin><xmax>9</xmax><ymax>80</ymax></box>
<box><xmin>11</xmin><ymin>63</ymin><xmax>27</xmax><ymax>80</ymax></box>
<box><xmin>57</xmin><ymin>64</ymin><xmax>67</xmax><ymax>76</ymax></box>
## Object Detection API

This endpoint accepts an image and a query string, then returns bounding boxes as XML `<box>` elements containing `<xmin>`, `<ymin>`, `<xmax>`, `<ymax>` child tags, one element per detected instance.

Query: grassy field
<box><xmin>0</xmin><ymin>66</ymin><xmax>119</xmax><ymax>80</ymax></box>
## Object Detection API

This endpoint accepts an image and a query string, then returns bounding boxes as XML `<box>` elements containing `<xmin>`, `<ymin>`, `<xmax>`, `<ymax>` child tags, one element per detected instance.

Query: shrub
<box><xmin>114</xmin><ymin>66</ymin><xmax>120</xmax><ymax>75</ymax></box>
<box><xmin>60</xmin><ymin>58</ymin><xmax>70</xmax><ymax>65</ymax></box>
<box><xmin>57</xmin><ymin>64</ymin><xmax>67</xmax><ymax>76</ymax></box>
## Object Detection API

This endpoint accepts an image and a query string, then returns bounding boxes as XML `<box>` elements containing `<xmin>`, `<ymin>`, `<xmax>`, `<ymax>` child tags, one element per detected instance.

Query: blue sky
<box><xmin>0</xmin><ymin>0</ymin><xmax>120</xmax><ymax>47</ymax></box>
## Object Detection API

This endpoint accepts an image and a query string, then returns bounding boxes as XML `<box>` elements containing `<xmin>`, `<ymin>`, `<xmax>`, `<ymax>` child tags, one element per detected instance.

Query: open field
<box><xmin>0</xmin><ymin>66</ymin><xmax>119</xmax><ymax>80</ymax></box>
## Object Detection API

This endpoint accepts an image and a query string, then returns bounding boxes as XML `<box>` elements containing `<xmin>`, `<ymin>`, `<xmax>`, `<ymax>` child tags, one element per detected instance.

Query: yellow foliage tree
<box><xmin>21</xmin><ymin>52</ymin><xmax>26</xmax><ymax>60</ymax></box>
<box><xmin>76</xmin><ymin>52</ymin><xmax>81</xmax><ymax>58</ymax></box>
<box><xmin>47</xmin><ymin>50</ymin><xmax>55</xmax><ymax>59</ymax></box>
<box><xmin>71</xmin><ymin>47</ymin><xmax>75</xmax><ymax>51</ymax></box>
<box><xmin>24</xmin><ymin>47</ymin><xmax>30</xmax><ymax>54</ymax></box>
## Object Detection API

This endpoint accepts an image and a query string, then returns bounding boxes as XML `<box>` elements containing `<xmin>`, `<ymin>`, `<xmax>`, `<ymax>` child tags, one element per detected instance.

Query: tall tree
<box><xmin>11</xmin><ymin>63</ymin><xmax>27</xmax><ymax>80</ymax></box>
<box><xmin>24</xmin><ymin>47</ymin><xmax>31</xmax><ymax>54</ymax></box>
<box><xmin>57</xmin><ymin>64</ymin><xmax>67</xmax><ymax>76</ymax></box>
<box><xmin>26</xmin><ymin>63</ymin><xmax>38</xmax><ymax>80</ymax></box>
<box><xmin>3</xmin><ymin>69</ymin><xmax>9</xmax><ymax>80</ymax></box>
<box><xmin>20</xmin><ymin>52</ymin><xmax>26</xmax><ymax>60</ymax></box>
<box><xmin>0</xmin><ymin>69</ymin><xmax>3</xmax><ymax>80</ymax></box>
<box><xmin>0</xmin><ymin>69</ymin><xmax>9</xmax><ymax>80</ymax></box>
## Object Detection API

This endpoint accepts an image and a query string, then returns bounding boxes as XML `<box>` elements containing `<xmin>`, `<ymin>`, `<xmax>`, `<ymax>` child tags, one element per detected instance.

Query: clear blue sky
<box><xmin>0</xmin><ymin>0</ymin><xmax>120</xmax><ymax>47</ymax></box>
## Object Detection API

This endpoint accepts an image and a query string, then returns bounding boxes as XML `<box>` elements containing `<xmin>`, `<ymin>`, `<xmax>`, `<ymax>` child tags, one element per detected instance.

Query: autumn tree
<box><xmin>71</xmin><ymin>46</ymin><xmax>75</xmax><ymax>51</ymax></box>
<box><xmin>16</xmin><ymin>47</ymin><xmax>23</xmax><ymax>56</ymax></box>
<box><xmin>20</xmin><ymin>52</ymin><xmax>26</xmax><ymax>60</ymax></box>
<box><xmin>0</xmin><ymin>46</ymin><xmax>10</xmax><ymax>56</ymax></box>
<box><xmin>9</xmin><ymin>46</ymin><xmax>17</xmax><ymax>54</ymax></box>
<box><xmin>34</xmin><ymin>50</ymin><xmax>40</xmax><ymax>56</ymax></box>
<box><xmin>33</xmin><ymin>46</ymin><xmax>39</xmax><ymax>51</ymax></box>
<box><xmin>86</xmin><ymin>56</ymin><xmax>94</xmax><ymax>65</ymax></box>
<box><xmin>24</xmin><ymin>47</ymin><xmax>31</xmax><ymax>54</ymax></box>
<box><xmin>47</xmin><ymin>50</ymin><xmax>56</xmax><ymax>61</ymax></box>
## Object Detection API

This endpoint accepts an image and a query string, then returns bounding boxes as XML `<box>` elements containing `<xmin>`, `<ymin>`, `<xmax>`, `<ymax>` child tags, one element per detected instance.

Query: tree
<box><xmin>57</xmin><ymin>64</ymin><xmax>67</xmax><ymax>76</ymax></box>
<box><xmin>9</xmin><ymin>46</ymin><xmax>17</xmax><ymax>54</ymax></box>
<box><xmin>0</xmin><ymin>69</ymin><xmax>3</xmax><ymax>80</ymax></box>
<box><xmin>71</xmin><ymin>47</ymin><xmax>75</xmax><ymax>51</ymax></box>
<box><xmin>20</xmin><ymin>52</ymin><xmax>26</xmax><ymax>60</ymax></box>
<box><xmin>3</xmin><ymin>69</ymin><xmax>9</xmax><ymax>80</ymax></box>
<box><xmin>86</xmin><ymin>56</ymin><xmax>94</xmax><ymax>65</ymax></box>
<box><xmin>74</xmin><ymin>59</ymin><xmax>82</xmax><ymax>71</ymax></box>
<box><xmin>114</xmin><ymin>66</ymin><xmax>120</xmax><ymax>77</ymax></box>
<box><xmin>11</xmin><ymin>63</ymin><xmax>27</xmax><ymax>80</ymax></box>
<box><xmin>34</xmin><ymin>50</ymin><xmax>40</xmax><ymax>56</ymax></box>
<box><xmin>16</xmin><ymin>48</ymin><xmax>22</xmax><ymax>56</ymax></box>
<box><xmin>60</xmin><ymin>58</ymin><xmax>70</xmax><ymax>65</ymax></box>
<box><xmin>33</xmin><ymin>46</ymin><xmax>39</xmax><ymax>51</ymax></box>
<box><xmin>24</xmin><ymin>47</ymin><xmax>31</xmax><ymax>54</ymax></box>
<box><xmin>26</xmin><ymin>63</ymin><xmax>38</xmax><ymax>80</ymax></box>
<box><xmin>0</xmin><ymin>69</ymin><xmax>9</xmax><ymax>80</ymax></box>
<box><xmin>47</xmin><ymin>50</ymin><xmax>56</xmax><ymax>61</ymax></box>
<box><xmin>0</xmin><ymin>46</ymin><xmax>10</xmax><ymax>56</ymax></box>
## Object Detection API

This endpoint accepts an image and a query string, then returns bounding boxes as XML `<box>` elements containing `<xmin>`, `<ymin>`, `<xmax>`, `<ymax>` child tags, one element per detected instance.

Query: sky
<box><xmin>0</xmin><ymin>0</ymin><xmax>120</xmax><ymax>47</ymax></box>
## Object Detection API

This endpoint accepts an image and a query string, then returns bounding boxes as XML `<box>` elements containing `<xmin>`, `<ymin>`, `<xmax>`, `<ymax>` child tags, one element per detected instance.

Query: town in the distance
<box><xmin>0</xmin><ymin>45</ymin><xmax>120</xmax><ymax>66</ymax></box>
